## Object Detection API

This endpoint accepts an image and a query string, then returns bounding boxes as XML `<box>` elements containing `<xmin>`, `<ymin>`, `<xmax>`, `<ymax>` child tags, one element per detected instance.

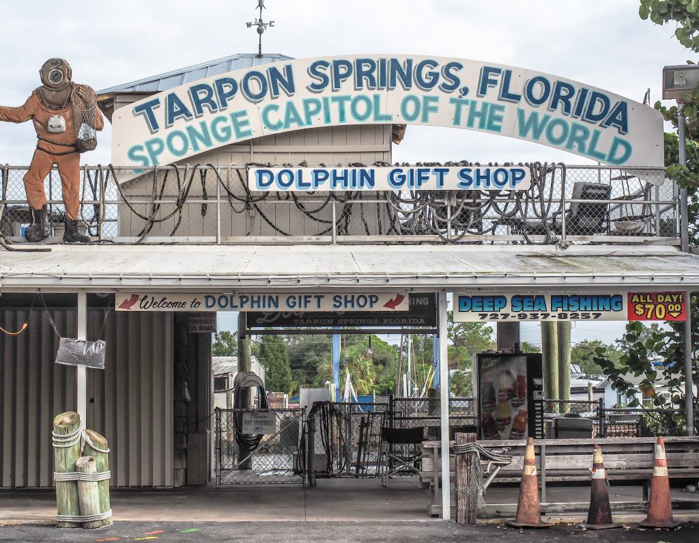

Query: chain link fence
<box><xmin>215</xmin><ymin>408</ymin><xmax>304</xmax><ymax>485</ymax></box>
<box><xmin>0</xmin><ymin>163</ymin><xmax>677</xmax><ymax>244</ymax></box>
<box><xmin>599</xmin><ymin>408</ymin><xmax>695</xmax><ymax>438</ymax></box>
<box><xmin>307</xmin><ymin>402</ymin><xmax>389</xmax><ymax>478</ymax></box>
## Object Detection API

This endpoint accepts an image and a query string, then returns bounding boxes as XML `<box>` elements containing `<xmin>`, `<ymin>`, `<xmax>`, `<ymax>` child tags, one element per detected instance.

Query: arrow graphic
<box><xmin>118</xmin><ymin>294</ymin><xmax>139</xmax><ymax>310</ymax></box>
<box><xmin>383</xmin><ymin>294</ymin><xmax>405</xmax><ymax>310</ymax></box>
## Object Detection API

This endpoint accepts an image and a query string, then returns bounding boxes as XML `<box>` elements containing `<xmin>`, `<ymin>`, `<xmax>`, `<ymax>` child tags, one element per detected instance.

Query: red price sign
<box><xmin>627</xmin><ymin>292</ymin><xmax>686</xmax><ymax>321</ymax></box>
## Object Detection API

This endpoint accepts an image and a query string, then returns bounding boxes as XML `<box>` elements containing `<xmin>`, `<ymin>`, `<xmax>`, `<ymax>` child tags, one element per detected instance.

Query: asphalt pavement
<box><xmin>0</xmin><ymin>521</ymin><xmax>697</xmax><ymax>543</ymax></box>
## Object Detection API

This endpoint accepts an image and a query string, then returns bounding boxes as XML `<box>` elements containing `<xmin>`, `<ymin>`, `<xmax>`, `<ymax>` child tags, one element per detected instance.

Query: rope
<box><xmin>453</xmin><ymin>443</ymin><xmax>513</xmax><ymax>513</ymax></box>
<box><xmin>56</xmin><ymin>510</ymin><xmax>112</xmax><ymax>523</ymax></box>
<box><xmin>453</xmin><ymin>442</ymin><xmax>513</xmax><ymax>463</ymax></box>
<box><xmin>54</xmin><ymin>471</ymin><xmax>111</xmax><ymax>482</ymax></box>
<box><xmin>0</xmin><ymin>160</ymin><xmax>623</xmax><ymax>246</ymax></box>
<box><xmin>51</xmin><ymin>425</ymin><xmax>111</xmax><ymax>454</ymax></box>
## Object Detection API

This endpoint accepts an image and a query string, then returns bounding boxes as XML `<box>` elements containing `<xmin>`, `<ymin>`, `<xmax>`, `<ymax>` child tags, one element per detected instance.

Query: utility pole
<box><xmin>678</xmin><ymin>105</ymin><xmax>695</xmax><ymax>436</ymax></box>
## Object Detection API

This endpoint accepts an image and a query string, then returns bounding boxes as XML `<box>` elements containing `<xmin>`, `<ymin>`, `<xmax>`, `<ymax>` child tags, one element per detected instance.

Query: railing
<box><xmin>0</xmin><ymin>163</ymin><xmax>677</xmax><ymax>245</ymax></box>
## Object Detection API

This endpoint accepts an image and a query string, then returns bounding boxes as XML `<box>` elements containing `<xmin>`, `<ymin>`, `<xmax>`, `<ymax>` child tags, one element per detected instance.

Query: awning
<box><xmin>2</xmin><ymin>244</ymin><xmax>699</xmax><ymax>292</ymax></box>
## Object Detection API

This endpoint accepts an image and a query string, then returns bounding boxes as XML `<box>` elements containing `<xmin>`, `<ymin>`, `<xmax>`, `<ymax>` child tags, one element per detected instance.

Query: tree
<box><xmin>287</xmin><ymin>334</ymin><xmax>332</xmax><ymax>390</ymax></box>
<box><xmin>571</xmin><ymin>340</ymin><xmax>623</xmax><ymax>375</ymax></box>
<box><xmin>590</xmin><ymin>4</ymin><xmax>699</xmax><ymax>428</ymax></box>
<box><xmin>212</xmin><ymin>331</ymin><xmax>237</xmax><ymax>356</ymax></box>
<box><xmin>521</xmin><ymin>341</ymin><xmax>541</xmax><ymax>353</ymax></box>
<box><xmin>256</xmin><ymin>335</ymin><xmax>292</xmax><ymax>394</ymax></box>
<box><xmin>447</xmin><ymin>311</ymin><xmax>496</xmax><ymax>372</ymax></box>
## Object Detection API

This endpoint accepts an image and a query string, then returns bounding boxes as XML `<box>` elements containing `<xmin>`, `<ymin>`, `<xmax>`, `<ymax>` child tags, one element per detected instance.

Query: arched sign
<box><xmin>112</xmin><ymin>55</ymin><xmax>664</xmax><ymax>171</ymax></box>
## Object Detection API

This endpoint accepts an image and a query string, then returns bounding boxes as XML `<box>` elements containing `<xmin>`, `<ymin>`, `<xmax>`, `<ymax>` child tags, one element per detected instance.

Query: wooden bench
<box><xmin>420</xmin><ymin>436</ymin><xmax>699</xmax><ymax>516</ymax></box>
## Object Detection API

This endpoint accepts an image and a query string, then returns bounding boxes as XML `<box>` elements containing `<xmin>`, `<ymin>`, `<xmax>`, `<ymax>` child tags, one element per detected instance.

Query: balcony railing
<box><xmin>0</xmin><ymin>163</ymin><xmax>677</xmax><ymax>245</ymax></box>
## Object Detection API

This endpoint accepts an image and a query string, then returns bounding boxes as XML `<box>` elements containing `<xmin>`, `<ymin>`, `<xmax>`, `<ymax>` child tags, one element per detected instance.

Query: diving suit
<box><xmin>0</xmin><ymin>58</ymin><xmax>104</xmax><ymax>242</ymax></box>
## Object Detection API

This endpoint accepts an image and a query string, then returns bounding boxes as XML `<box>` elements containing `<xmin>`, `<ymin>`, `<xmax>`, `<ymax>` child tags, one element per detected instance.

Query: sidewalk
<box><xmin>0</xmin><ymin>479</ymin><xmax>698</xmax><ymax>525</ymax></box>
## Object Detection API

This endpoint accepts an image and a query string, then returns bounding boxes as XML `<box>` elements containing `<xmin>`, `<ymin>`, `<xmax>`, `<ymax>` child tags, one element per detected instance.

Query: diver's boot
<box><xmin>63</xmin><ymin>219</ymin><xmax>90</xmax><ymax>243</ymax></box>
<box><xmin>24</xmin><ymin>205</ymin><xmax>50</xmax><ymax>242</ymax></box>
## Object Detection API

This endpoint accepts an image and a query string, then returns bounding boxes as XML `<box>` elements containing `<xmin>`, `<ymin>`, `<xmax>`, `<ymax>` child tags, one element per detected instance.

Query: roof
<box><xmin>212</xmin><ymin>356</ymin><xmax>238</xmax><ymax>375</ymax></box>
<box><xmin>212</xmin><ymin>355</ymin><xmax>262</xmax><ymax>376</ymax></box>
<box><xmin>98</xmin><ymin>53</ymin><xmax>293</xmax><ymax>95</ymax></box>
<box><xmin>2</xmin><ymin>244</ymin><xmax>699</xmax><ymax>291</ymax></box>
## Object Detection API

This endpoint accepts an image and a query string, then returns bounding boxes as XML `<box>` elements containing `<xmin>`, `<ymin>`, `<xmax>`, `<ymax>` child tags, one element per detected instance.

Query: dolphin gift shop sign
<box><xmin>112</xmin><ymin>55</ymin><xmax>663</xmax><ymax>172</ymax></box>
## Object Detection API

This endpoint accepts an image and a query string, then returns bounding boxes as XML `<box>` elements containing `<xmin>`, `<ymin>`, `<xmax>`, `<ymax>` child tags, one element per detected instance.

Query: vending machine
<box><xmin>475</xmin><ymin>353</ymin><xmax>544</xmax><ymax>440</ymax></box>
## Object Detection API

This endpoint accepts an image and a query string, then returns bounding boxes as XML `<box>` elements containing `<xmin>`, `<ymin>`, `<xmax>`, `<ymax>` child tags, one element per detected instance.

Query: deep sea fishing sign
<box><xmin>111</xmin><ymin>55</ymin><xmax>663</xmax><ymax>172</ymax></box>
<box><xmin>454</xmin><ymin>293</ymin><xmax>686</xmax><ymax>322</ymax></box>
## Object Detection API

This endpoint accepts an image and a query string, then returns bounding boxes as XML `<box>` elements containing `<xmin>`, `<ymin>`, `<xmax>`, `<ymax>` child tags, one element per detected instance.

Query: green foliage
<box><xmin>520</xmin><ymin>341</ymin><xmax>541</xmax><ymax>353</ymax></box>
<box><xmin>256</xmin><ymin>335</ymin><xmax>292</xmax><ymax>394</ymax></box>
<box><xmin>447</xmin><ymin>311</ymin><xmax>496</xmax><ymax>370</ymax></box>
<box><xmin>450</xmin><ymin>369</ymin><xmax>472</xmax><ymax>396</ymax></box>
<box><xmin>570</xmin><ymin>340</ymin><xmax>623</xmax><ymax>375</ymax></box>
<box><xmin>640</xmin><ymin>0</ymin><xmax>699</xmax><ymax>50</ymax></box>
<box><xmin>212</xmin><ymin>330</ymin><xmax>237</xmax><ymax>356</ymax></box>
<box><xmin>597</xmin><ymin>4</ymin><xmax>699</xmax><ymax>420</ymax></box>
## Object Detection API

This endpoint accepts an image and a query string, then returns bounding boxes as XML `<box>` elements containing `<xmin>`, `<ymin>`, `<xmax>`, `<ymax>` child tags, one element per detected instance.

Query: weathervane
<box><xmin>246</xmin><ymin>1</ymin><xmax>274</xmax><ymax>57</ymax></box>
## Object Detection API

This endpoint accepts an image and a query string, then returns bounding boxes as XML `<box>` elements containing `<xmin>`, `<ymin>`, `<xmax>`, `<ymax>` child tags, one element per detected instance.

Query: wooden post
<box><xmin>83</xmin><ymin>429</ymin><xmax>112</xmax><ymax>527</ymax></box>
<box><xmin>541</xmin><ymin>321</ymin><xmax>559</xmax><ymax>402</ymax></box>
<box><xmin>53</xmin><ymin>411</ymin><xmax>81</xmax><ymax>528</ymax></box>
<box><xmin>456</xmin><ymin>432</ymin><xmax>478</xmax><ymax>525</ymax></box>
<box><xmin>557</xmin><ymin>321</ymin><xmax>571</xmax><ymax>411</ymax></box>
<box><xmin>75</xmin><ymin>456</ymin><xmax>101</xmax><ymax>529</ymax></box>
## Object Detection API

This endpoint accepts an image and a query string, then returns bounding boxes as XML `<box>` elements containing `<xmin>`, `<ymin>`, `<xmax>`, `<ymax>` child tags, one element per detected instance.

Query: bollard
<box><xmin>75</xmin><ymin>456</ymin><xmax>102</xmax><ymax>529</ymax></box>
<box><xmin>52</xmin><ymin>412</ymin><xmax>82</xmax><ymax>528</ymax></box>
<box><xmin>82</xmin><ymin>429</ymin><xmax>112</xmax><ymax>527</ymax></box>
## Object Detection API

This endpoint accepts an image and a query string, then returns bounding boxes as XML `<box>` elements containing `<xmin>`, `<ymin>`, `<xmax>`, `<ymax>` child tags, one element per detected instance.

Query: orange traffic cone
<box><xmin>584</xmin><ymin>445</ymin><xmax>621</xmax><ymax>530</ymax></box>
<box><xmin>506</xmin><ymin>437</ymin><xmax>549</xmax><ymax>528</ymax></box>
<box><xmin>638</xmin><ymin>437</ymin><xmax>680</xmax><ymax>529</ymax></box>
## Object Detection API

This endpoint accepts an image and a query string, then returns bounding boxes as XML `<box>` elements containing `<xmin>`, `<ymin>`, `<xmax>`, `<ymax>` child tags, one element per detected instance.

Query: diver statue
<box><xmin>0</xmin><ymin>58</ymin><xmax>104</xmax><ymax>243</ymax></box>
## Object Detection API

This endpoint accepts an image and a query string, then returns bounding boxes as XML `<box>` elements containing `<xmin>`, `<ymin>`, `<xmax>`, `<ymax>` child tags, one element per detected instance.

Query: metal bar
<box><xmin>332</xmin><ymin>201</ymin><xmax>337</xmax><ymax>245</ymax></box>
<box><xmin>77</xmin><ymin>291</ymin><xmax>87</xmax><ymax>426</ymax></box>
<box><xmin>679</xmin><ymin>105</ymin><xmax>689</xmax><ymax>253</ymax></box>
<box><xmin>560</xmin><ymin>172</ymin><xmax>566</xmax><ymax>241</ymax></box>
<box><xmin>438</xmin><ymin>290</ymin><xmax>450</xmax><ymax>520</ymax></box>
<box><xmin>685</xmin><ymin>291</ymin><xmax>694</xmax><ymax>436</ymax></box>
<box><xmin>248</xmin><ymin>328</ymin><xmax>439</xmax><ymax>336</ymax></box>
<box><xmin>216</xmin><ymin>169</ymin><xmax>221</xmax><ymax>245</ymax></box>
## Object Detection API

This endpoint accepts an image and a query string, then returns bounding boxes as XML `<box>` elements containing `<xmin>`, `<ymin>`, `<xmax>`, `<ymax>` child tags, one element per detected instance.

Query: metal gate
<box><xmin>215</xmin><ymin>408</ymin><xmax>304</xmax><ymax>485</ymax></box>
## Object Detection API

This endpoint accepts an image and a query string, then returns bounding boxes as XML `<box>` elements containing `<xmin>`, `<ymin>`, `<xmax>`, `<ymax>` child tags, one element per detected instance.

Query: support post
<box><xmin>237</xmin><ymin>313</ymin><xmax>252</xmax><ymax>470</ymax></box>
<box><xmin>679</xmin><ymin>105</ymin><xmax>689</xmax><ymax>254</ymax></box>
<box><xmin>497</xmin><ymin>322</ymin><xmax>520</xmax><ymax>352</ymax></box>
<box><xmin>82</xmin><ymin>429</ymin><xmax>111</xmax><ymax>527</ymax></box>
<box><xmin>237</xmin><ymin>313</ymin><xmax>252</xmax><ymax>407</ymax></box>
<box><xmin>678</xmin><ymin>107</ymin><xmax>694</xmax><ymax>436</ymax></box>
<box><xmin>455</xmin><ymin>432</ymin><xmax>478</xmax><ymax>525</ymax></box>
<box><xmin>541</xmin><ymin>321</ymin><xmax>559</xmax><ymax>402</ymax></box>
<box><xmin>685</xmin><ymin>292</ymin><xmax>694</xmax><ymax>436</ymax></box>
<box><xmin>438</xmin><ymin>291</ymin><xmax>450</xmax><ymax>520</ymax></box>
<box><xmin>77</xmin><ymin>292</ymin><xmax>87</xmax><ymax>426</ymax></box>
<box><xmin>53</xmin><ymin>412</ymin><xmax>81</xmax><ymax>528</ymax></box>
<box><xmin>557</xmin><ymin>322</ymin><xmax>571</xmax><ymax>410</ymax></box>
<box><xmin>75</xmin><ymin>456</ymin><xmax>101</xmax><ymax>529</ymax></box>
<box><xmin>333</xmin><ymin>331</ymin><xmax>341</xmax><ymax>401</ymax></box>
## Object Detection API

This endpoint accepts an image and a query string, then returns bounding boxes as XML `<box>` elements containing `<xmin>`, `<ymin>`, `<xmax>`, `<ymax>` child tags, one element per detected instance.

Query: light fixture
<box><xmin>662</xmin><ymin>65</ymin><xmax>699</xmax><ymax>101</ymax></box>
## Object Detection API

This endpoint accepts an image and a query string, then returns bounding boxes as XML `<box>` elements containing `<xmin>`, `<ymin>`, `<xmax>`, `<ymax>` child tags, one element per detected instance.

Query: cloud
<box><xmin>0</xmin><ymin>0</ymin><xmax>688</xmax><ymax>165</ymax></box>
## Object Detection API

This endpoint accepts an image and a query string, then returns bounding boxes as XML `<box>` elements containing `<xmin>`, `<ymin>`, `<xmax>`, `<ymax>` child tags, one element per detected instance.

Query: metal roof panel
<box><xmin>2</xmin><ymin>245</ymin><xmax>699</xmax><ymax>291</ymax></box>
<box><xmin>98</xmin><ymin>53</ymin><xmax>294</xmax><ymax>95</ymax></box>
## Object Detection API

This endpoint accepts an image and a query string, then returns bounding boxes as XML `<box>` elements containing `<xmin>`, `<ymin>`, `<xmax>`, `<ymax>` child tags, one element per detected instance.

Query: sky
<box><xmin>0</xmin><ymin>0</ymin><xmax>687</xmax><ymax>346</ymax></box>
